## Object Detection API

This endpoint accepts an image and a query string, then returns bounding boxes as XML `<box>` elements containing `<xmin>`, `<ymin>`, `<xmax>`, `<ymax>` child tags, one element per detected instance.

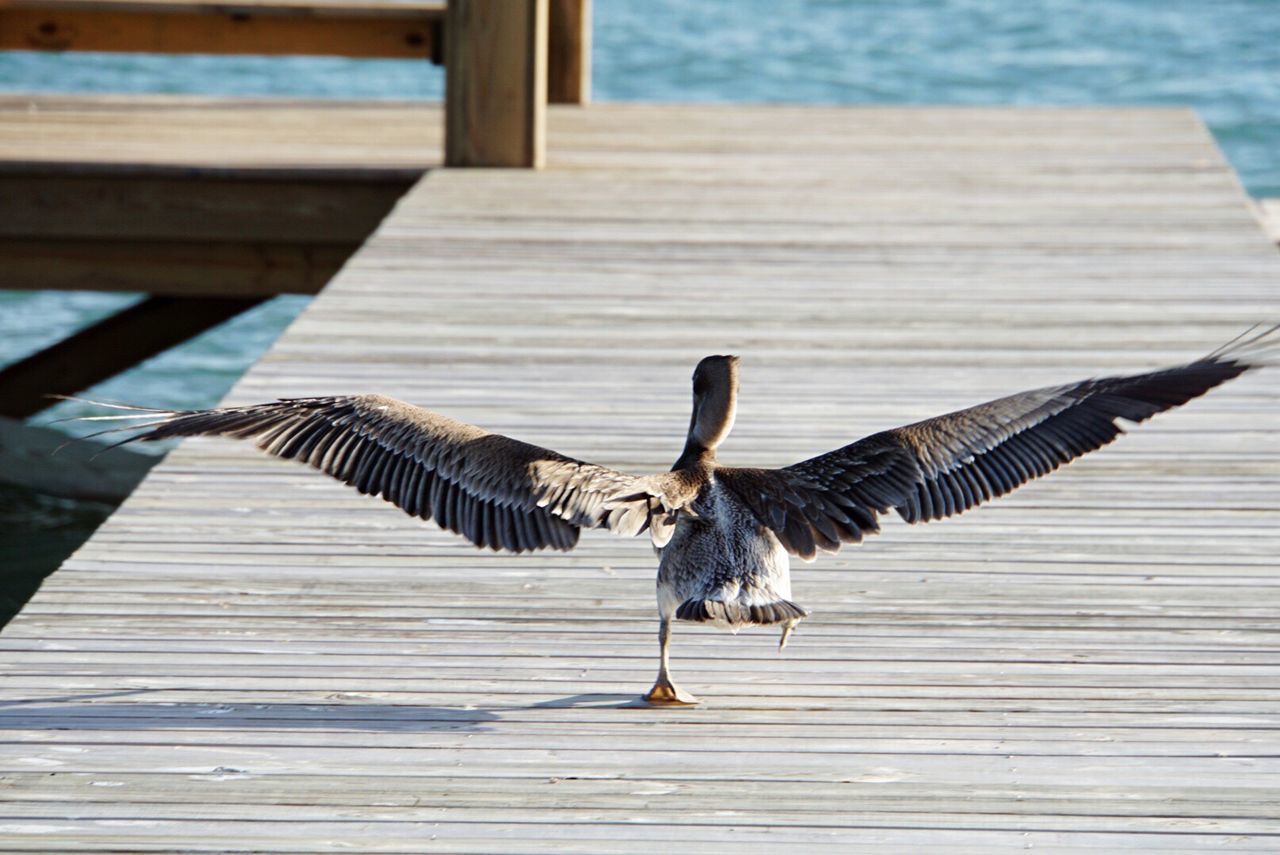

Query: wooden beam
<box><xmin>0</xmin><ymin>173</ymin><xmax>414</xmax><ymax>244</ymax></box>
<box><xmin>0</xmin><ymin>295</ymin><xmax>264</xmax><ymax>420</ymax></box>
<box><xmin>547</xmin><ymin>0</ymin><xmax>589</xmax><ymax>104</ymax></box>
<box><xmin>445</xmin><ymin>0</ymin><xmax>547</xmax><ymax>168</ymax></box>
<box><xmin>0</xmin><ymin>0</ymin><xmax>444</xmax><ymax>60</ymax></box>
<box><xmin>0</xmin><ymin>237</ymin><xmax>353</xmax><ymax>296</ymax></box>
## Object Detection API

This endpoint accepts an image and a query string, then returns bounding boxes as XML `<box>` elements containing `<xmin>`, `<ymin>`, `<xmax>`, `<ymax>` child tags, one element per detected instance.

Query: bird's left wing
<box><xmin>717</xmin><ymin>329</ymin><xmax>1275</xmax><ymax>561</ymax></box>
<box><xmin>75</xmin><ymin>394</ymin><xmax>677</xmax><ymax>554</ymax></box>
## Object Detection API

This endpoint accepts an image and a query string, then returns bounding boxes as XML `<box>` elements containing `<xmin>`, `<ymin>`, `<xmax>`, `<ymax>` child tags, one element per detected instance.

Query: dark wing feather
<box><xmin>718</xmin><ymin>343</ymin><xmax>1267</xmax><ymax>561</ymax></box>
<box><xmin>89</xmin><ymin>394</ymin><xmax>672</xmax><ymax>554</ymax></box>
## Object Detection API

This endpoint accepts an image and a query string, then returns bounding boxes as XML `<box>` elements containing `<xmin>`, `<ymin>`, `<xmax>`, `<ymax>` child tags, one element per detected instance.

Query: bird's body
<box><xmin>647</xmin><ymin>476</ymin><xmax>803</xmax><ymax>704</ymax></box>
<box><xmin>658</xmin><ymin>474</ymin><xmax>798</xmax><ymax>631</ymax></box>
<box><xmin>76</xmin><ymin>326</ymin><xmax>1278</xmax><ymax>704</ymax></box>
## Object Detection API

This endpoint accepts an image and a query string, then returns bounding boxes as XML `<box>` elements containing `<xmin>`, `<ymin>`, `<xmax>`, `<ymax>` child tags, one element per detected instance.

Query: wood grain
<box><xmin>1</xmin><ymin>103</ymin><xmax>1278</xmax><ymax>851</ymax></box>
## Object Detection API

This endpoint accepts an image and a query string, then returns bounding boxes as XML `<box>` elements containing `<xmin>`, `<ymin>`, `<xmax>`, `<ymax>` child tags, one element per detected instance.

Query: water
<box><xmin>1</xmin><ymin>0</ymin><xmax>1278</xmax><ymax>620</ymax></box>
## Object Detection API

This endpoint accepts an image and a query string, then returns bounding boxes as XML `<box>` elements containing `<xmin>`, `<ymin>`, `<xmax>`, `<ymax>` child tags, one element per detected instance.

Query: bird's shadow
<box><xmin>0</xmin><ymin>690</ymin><xmax>664</xmax><ymax>733</ymax></box>
<box><xmin>531</xmin><ymin>692</ymin><xmax>654</xmax><ymax>710</ymax></box>
<box><xmin>0</xmin><ymin>690</ymin><xmax>500</xmax><ymax>733</ymax></box>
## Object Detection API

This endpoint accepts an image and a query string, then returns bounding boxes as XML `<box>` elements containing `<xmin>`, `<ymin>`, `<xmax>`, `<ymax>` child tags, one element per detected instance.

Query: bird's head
<box><xmin>688</xmin><ymin>354</ymin><xmax>740</xmax><ymax>451</ymax></box>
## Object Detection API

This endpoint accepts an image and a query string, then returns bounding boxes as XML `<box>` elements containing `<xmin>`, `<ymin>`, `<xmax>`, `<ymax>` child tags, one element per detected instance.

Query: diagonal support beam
<box><xmin>0</xmin><ymin>295</ymin><xmax>264</xmax><ymax>420</ymax></box>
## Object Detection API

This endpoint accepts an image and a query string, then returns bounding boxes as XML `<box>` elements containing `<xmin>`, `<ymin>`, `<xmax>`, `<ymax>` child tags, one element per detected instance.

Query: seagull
<box><xmin>73</xmin><ymin>326</ymin><xmax>1277</xmax><ymax>704</ymax></box>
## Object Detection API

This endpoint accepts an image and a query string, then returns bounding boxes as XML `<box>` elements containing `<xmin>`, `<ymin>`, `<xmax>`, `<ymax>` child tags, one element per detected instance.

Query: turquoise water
<box><xmin>1</xmin><ymin>0</ymin><xmax>1278</xmax><ymax>615</ymax></box>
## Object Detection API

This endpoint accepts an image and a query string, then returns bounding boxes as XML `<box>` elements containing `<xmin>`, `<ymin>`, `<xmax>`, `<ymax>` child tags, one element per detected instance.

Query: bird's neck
<box><xmin>673</xmin><ymin>386</ymin><xmax>735</xmax><ymax>471</ymax></box>
<box><xmin>672</xmin><ymin>440</ymin><xmax>716</xmax><ymax>472</ymax></box>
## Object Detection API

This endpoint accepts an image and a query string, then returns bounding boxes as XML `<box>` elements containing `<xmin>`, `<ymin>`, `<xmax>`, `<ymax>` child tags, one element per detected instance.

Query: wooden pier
<box><xmin>0</xmin><ymin>0</ymin><xmax>584</xmax><ymax>437</ymax></box>
<box><xmin>2</xmin><ymin>101</ymin><xmax>1279</xmax><ymax>850</ymax></box>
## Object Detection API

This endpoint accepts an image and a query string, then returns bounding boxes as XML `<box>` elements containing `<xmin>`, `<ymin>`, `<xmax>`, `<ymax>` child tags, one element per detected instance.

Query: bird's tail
<box><xmin>675</xmin><ymin>596</ymin><xmax>808</xmax><ymax>626</ymax></box>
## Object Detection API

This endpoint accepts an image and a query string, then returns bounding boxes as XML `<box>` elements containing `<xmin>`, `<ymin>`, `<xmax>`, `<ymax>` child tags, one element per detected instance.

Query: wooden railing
<box><xmin>0</xmin><ymin>0</ymin><xmax>446</xmax><ymax>59</ymax></box>
<box><xmin>0</xmin><ymin>0</ymin><xmax>588</xmax><ymax>166</ymax></box>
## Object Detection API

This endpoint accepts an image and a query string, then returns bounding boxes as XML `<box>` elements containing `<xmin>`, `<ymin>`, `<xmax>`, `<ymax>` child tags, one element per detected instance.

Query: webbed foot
<box><xmin>643</xmin><ymin>678</ymin><xmax>700</xmax><ymax>706</ymax></box>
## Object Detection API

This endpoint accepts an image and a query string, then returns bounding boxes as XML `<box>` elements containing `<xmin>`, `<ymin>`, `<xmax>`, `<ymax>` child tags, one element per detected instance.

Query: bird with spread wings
<box><xmin>72</xmin><ymin>325</ymin><xmax>1277</xmax><ymax>704</ymax></box>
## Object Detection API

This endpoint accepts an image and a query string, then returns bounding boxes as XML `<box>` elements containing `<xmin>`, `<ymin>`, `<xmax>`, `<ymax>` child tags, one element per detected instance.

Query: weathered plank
<box><xmin>1</xmin><ymin>104</ymin><xmax>1278</xmax><ymax>851</ymax></box>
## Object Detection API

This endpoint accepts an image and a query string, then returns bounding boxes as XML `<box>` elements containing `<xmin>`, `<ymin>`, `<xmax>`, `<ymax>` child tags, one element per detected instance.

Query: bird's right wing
<box><xmin>75</xmin><ymin>394</ymin><xmax>680</xmax><ymax>554</ymax></box>
<box><xmin>718</xmin><ymin>326</ymin><xmax>1276</xmax><ymax>560</ymax></box>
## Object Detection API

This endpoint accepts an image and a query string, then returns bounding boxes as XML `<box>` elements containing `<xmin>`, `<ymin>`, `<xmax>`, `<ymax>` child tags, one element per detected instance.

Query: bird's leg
<box><xmin>644</xmin><ymin>618</ymin><xmax>699</xmax><ymax>705</ymax></box>
<box><xmin>779</xmin><ymin>618</ymin><xmax>798</xmax><ymax>651</ymax></box>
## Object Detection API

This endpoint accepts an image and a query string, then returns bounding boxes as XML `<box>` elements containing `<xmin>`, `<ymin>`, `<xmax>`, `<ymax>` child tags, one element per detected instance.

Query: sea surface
<box><xmin>1</xmin><ymin>0</ymin><xmax>1278</xmax><ymax>619</ymax></box>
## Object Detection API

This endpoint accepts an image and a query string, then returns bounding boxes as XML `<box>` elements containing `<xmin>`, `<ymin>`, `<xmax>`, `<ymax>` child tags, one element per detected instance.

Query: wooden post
<box><xmin>548</xmin><ymin>0</ymin><xmax>590</xmax><ymax>104</ymax></box>
<box><xmin>445</xmin><ymin>0</ymin><xmax>548</xmax><ymax>168</ymax></box>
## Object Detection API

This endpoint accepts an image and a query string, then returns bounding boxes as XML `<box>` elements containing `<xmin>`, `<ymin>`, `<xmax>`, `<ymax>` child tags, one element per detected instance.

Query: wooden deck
<box><xmin>3</xmin><ymin>104</ymin><xmax>1280</xmax><ymax>851</ymax></box>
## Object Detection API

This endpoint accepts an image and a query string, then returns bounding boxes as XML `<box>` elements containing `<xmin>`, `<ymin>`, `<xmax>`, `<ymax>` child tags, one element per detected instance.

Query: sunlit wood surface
<box><xmin>3</xmin><ymin>103</ymin><xmax>1279</xmax><ymax>852</ymax></box>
